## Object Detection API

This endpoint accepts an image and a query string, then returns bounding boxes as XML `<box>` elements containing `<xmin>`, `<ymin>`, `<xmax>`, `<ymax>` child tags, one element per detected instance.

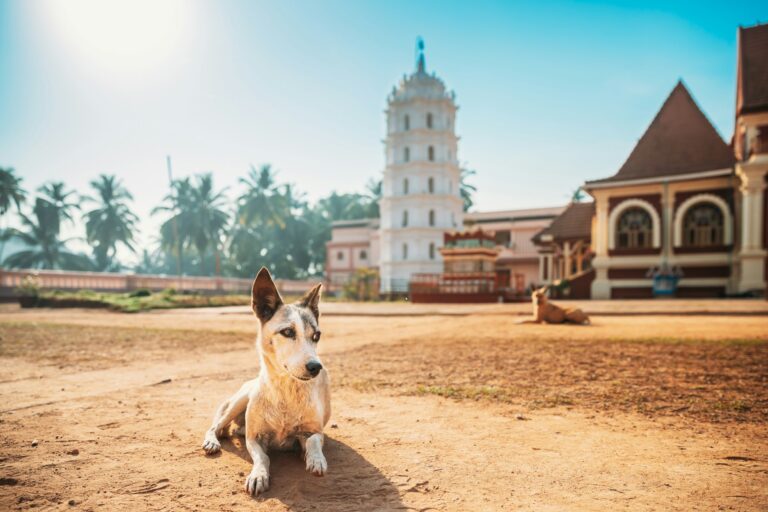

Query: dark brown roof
<box><xmin>532</xmin><ymin>202</ymin><xmax>594</xmax><ymax>244</ymax></box>
<box><xmin>737</xmin><ymin>23</ymin><xmax>768</xmax><ymax>116</ymax></box>
<box><xmin>586</xmin><ymin>82</ymin><xmax>734</xmax><ymax>185</ymax></box>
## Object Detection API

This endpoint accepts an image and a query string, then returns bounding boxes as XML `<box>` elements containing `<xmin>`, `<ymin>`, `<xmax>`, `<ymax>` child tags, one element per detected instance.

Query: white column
<box><xmin>661</xmin><ymin>182</ymin><xmax>673</xmax><ymax>262</ymax></box>
<box><xmin>591</xmin><ymin>193</ymin><xmax>611</xmax><ymax>299</ymax></box>
<box><xmin>736</xmin><ymin>161</ymin><xmax>767</xmax><ymax>293</ymax></box>
<box><xmin>546</xmin><ymin>255</ymin><xmax>554</xmax><ymax>284</ymax></box>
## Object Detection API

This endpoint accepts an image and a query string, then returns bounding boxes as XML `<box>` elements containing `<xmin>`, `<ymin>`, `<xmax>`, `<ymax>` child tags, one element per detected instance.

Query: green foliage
<box><xmin>153</xmin><ymin>173</ymin><xmax>229</xmax><ymax>276</ymax></box>
<box><xmin>2</xmin><ymin>198</ymin><xmax>93</xmax><ymax>270</ymax></box>
<box><xmin>33</xmin><ymin>289</ymin><xmax>249</xmax><ymax>313</ymax></box>
<box><xmin>0</xmin><ymin>161</ymin><xmax>459</xmax><ymax>280</ymax></box>
<box><xmin>342</xmin><ymin>268</ymin><xmax>380</xmax><ymax>301</ymax></box>
<box><xmin>460</xmin><ymin>167</ymin><xmax>477</xmax><ymax>212</ymax></box>
<box><xmin>0</xmin><ymin>167</ymin><xmax>26</xmax><ymax>216</ymax></box>
<box><xmin>15</xmin><ymin>274</ymin><xmax>41</xmax><ymax>297</ymax></box>
<box><xmin>83</xmin><ymin>175</ymin><xmax>139</xmax><ymax>271</ymax></box>
<box><xmin>37</xmin><ymin>181</ymin><xmax>79</xmax><ymax>235</ymax></box>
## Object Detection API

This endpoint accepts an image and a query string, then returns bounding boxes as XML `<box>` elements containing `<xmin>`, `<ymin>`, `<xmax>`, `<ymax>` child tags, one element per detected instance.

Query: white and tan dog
<box><xmin>202</xmin><ymin>267</ymin><xmax>331</xmax><ymax>496</ymax></box>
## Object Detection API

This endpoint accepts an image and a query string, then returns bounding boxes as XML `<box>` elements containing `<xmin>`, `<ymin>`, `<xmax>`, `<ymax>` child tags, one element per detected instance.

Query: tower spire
<box><xmin>416</xmin><ymin>37</ymin><xmax>425</xmax><ymax>73</ymax></box>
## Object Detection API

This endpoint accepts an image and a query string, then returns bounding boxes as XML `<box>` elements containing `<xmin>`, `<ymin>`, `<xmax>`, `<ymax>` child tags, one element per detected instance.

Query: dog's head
<box><xmin>532</xmin><ymin>287</ymin><xmax>548</xmax><ymax>305</ymax></box>
<box><xmin>251</xmin><ymin>267</ymin><xmax>324</xmax><ymax>381</ymax></box>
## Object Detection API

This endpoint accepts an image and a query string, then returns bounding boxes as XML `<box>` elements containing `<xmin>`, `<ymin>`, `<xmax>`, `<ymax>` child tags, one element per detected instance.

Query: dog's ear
<box><xmin>298</xmin><ymin>283</ymin><xmax>322</xmax><ymax>320</ymax></box>
<box><xmin>252</xmin><ymin>267</ymin><xmax>283</xmax><ymax>322</ymax></box>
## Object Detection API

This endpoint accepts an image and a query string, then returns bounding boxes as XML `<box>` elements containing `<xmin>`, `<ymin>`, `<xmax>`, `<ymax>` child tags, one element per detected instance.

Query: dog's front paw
<box><xmin>202</xmin><ymin>433</ymin><xmax>221</xmax><ymax>455</ymax></box>
<box><xmin>244</xmin><ymin>468</ymin><xmax>270</xmax><ymax>496</ymax></box>
<box><xmin>305</xmin><ymin>452</ymin><xmax>327</xmax><ymax>476</ymax></box>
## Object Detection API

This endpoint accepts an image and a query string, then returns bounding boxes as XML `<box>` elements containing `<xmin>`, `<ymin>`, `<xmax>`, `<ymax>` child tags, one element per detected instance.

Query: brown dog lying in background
<box><xmin>518</xmin><ymin>287</ymin><xmax>590</xmax><ymax>325</ymax></box>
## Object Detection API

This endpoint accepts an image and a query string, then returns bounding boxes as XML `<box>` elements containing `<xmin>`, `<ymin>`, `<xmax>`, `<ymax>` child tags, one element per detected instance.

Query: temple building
<box><xmin>534</xmin><ymin>23</ymin><xmax>768</xmax><ymax>299</ymax></box>
<box><xmin>328</xmin><ymin>24</ymin><xmax>768</xmax><ymax>300</ymax></box>
<box><xmin>378</xmin><ymin>40</ymin><xmax>464</xmax><ymax>294</ymax></box>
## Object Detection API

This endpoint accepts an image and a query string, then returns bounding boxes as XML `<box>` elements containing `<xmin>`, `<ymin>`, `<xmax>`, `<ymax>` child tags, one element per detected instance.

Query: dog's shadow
<box><xmin>220</xmin><ymin>435</ymin><xmax>404</xmax><ymax>509</ymax></box>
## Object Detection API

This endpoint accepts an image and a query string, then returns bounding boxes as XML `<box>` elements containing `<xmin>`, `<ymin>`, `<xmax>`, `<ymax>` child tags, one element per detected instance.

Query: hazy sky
<box><xmin>0</xmin><ymin>0</ymin><xmax>764</xmax><ymax>261</ymax></box>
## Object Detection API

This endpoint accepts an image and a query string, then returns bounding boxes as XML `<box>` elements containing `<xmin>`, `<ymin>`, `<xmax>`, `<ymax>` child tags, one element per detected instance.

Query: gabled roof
<box><xmin>532</xmin><ymin>202</ymin><xmax>594</xmax><ymax>244</ymax></box>
<box><xmin>586</xmin><ymin>82</ymin><xmax>734</xmax><ymax>186</ymax></box>
<box><xmin>737</xmin><ymin>23</ymin><xmax>768</xmax><ymax>116</ymax></box>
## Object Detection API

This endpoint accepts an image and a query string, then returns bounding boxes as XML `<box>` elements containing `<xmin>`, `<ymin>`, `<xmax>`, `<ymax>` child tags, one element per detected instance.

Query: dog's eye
<box><xmin>312</xmin><ymin>331</ymin><xmax>321</xmax><ymax>343</ymax></box>
<box><xmin>280</xmin><ymin>327</ymin><xmax>296</xmax><ymax>339</ymax></box>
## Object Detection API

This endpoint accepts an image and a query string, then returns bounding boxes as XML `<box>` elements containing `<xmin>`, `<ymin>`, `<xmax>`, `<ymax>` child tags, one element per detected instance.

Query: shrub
<box><xmin>128</xmin><ymin>288</ymin><xmax>152</xmax><ymax>298</ymax></box>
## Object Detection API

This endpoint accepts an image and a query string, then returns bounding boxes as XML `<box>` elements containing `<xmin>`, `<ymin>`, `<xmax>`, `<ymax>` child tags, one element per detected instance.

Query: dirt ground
<box><xmin>1</xmin><ymin>304</ymin><xmax>767</xmax><ymax>511</ymax></box>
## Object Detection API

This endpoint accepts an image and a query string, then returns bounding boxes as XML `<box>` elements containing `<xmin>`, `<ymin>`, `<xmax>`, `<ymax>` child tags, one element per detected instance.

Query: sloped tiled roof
<box><xmin>586</xmin><ymin>82</ymin><xmax>734</xmax><ymax>185</ymax></box>
<box><xmin>532</xmin><ymin>202</ymin><xmax>594</xmax><ymax>244</ymax></box>
<box><xmin>737</xmin><ymin>23</ymin><xmax>768</xmax><ymax>116</ymax></box>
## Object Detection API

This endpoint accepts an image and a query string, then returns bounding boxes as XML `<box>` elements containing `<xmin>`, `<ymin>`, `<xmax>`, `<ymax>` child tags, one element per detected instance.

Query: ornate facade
<box><xmin>378</xmin><ymin>42</ymin><xmax>464</xmax><ymax>293</ymax></box>
<box><xmin>534</xmin><ymin>23</ymin><xmax>768</xmax><ymax>299</ymax></box>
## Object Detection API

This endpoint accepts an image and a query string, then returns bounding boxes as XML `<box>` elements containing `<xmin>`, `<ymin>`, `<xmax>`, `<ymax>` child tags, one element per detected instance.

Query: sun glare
<box><xmin>42</xmin><ymin>0</ymin><xmax>191</xmax><ymax>77</ymax></box>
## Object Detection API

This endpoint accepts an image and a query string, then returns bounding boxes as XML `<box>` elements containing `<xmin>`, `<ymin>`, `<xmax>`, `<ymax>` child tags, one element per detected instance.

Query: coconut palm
<box><xmin>237</xmin><ymin>164</ymin><xmax>287</xmax><ymax>228</ymax></box>
<box><xmin>38</xmin><ymin>181</ymin><xmax>79</xmax><ymax>234</ymax></box>
<box><xmin>363</xmin><ymin>178</ymin><xmax>382</xmax><ymax>218</ymax></box>
<box><xmin>0</xmin><ymin>167</ymin><xmax>26</xmax><ymax>216</ymax></box>
<box><xmin>187</xmin><ymin>173</ymin><xmax>229</xmax><ymax>275</ymax></box>
<box><xmin>459</xmin><ymin>167</ymin><xmax>477</xmax><ymax>212</ymax></box>
<box><xmin>153</xmin><ymin>175</ymin><xmax>229</xmax><ymax>276</ymax></box>
<box><xmin>571</xmin><ymin>186</ymin><xmax>585</xmax><ymax>203</ymax></box>
<box><xmin>2</xmin><ymin>198</ymin><xmax>92</xmax><ymax>270</ymax></box>
<box><xmin>153</xmin><ymin>177</ymin><xmax>194</xmax><ymax>275</ymax></box>
<box><xmin>83</xmin><ymin>175</ymin><xmax>139</xmax><ymax>271</ymax></box>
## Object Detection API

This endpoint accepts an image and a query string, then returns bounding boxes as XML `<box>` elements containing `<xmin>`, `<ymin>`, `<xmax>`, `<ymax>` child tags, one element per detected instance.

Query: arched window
<box><xmin>428</xmin><ymin>177</ymin><xmax>434</xmax><ymax>193</ymax></box>
<box><xmin>402</xmin><ymin>210</ymin><xmax>408</xmax><ymax>227</ymax></box>
<box><xmin>428</xmin><ymin>209</ymin><xmax>435</xmax><ymax>226</ymax></box>
<box><xmin>426</xmin><ymin>113</ymin><xmax>433</xmax><ymax>129</ymax></box>
<box><xmin>429</xmin><ymin>242</ymin><xmax>435</xmax><ymax>260</ymax></box>
<box><xmin>428</xmin><ymin>146</ymin><xmax>435</xmax><ymax>161</ymax></box>
<box><xmin>404</xmin><ymin>147</ymin><xmax>410</xmax><ymax>163</ymax></box>
<box><xmin>616</xmin><ymin>208</ymin><xmax>653</xmax><ymax>249</ymax></box>
<box><xmin>359</xmin><ymin>250</ymin><xmax>367</xmax><ymax>260</ymax></box>
<box><xmin>683</xmin><ymin>203</ymin><xmax>723</xmax><ymax>247</ymax></box>
<box><xmin>402</xmin><ymin>243</ymin><xmax>408</xmax><ymax>260</ymax></box>
<box><xmin>403</xmin><ymin>178</ymin><xmax>409</xmax><ymax>195</ymax></box>
<box><xmin>404</xmin><ymin>115</ymin><xmax>410</xmax><ymax>131</ymax></box>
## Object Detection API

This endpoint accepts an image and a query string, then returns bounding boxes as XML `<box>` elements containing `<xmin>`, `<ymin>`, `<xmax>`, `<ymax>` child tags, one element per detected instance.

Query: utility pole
<box><xmin>166</xmin><ymin>156</ymin><xmax>183</xmax><ymax>291</ymax></box>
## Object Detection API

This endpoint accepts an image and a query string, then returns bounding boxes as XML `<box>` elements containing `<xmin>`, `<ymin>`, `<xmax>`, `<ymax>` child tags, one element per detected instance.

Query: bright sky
<box><xmin>0</xmin><ymin>0</ymin><xmax>765</xmax><ymax>262</ymax></box>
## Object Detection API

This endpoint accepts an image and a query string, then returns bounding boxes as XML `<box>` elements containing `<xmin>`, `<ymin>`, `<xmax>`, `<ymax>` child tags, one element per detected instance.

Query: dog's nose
<box><xmin>305</xmin><ymin>361</ymin><xmax>323</xmax><ymax>377</ymax></box>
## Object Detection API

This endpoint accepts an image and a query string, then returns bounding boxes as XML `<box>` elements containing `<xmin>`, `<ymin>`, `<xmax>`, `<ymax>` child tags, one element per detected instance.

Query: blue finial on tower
<box><xmin>416</xmin><ymin>37</ymin><xmax>426</xmax><ymax>73</ymax></box>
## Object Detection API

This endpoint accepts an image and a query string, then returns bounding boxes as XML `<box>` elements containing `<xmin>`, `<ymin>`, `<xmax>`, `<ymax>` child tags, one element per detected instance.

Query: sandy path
<box><xmin>1</xmin><ymin>308</ymin><xmax>767</xmax><ymax>511</ymax></box>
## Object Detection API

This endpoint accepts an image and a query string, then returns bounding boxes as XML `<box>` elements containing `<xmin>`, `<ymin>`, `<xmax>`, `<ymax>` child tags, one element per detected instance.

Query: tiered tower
<box><xmin>379</xmin><ymin>40</ymin><xmax>464</xmax><ymax>293</ymax></box>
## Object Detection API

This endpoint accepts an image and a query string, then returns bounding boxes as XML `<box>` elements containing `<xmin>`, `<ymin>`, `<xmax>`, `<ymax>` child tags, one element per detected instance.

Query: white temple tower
<box><xmin>379</xmin><ymin>40</ymin><xmax>464</xmax><ymax>293</ymax></box>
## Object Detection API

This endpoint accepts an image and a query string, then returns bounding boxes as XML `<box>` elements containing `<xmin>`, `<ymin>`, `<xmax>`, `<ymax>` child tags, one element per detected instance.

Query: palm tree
<box><xmin>187</xmin><ymin>174</ymin><xmax>229</xmax><ymax>275</ymax></box>
<box><xmin>363</xmin><ymin>178</ymin><xmax>382</xmax><ymax>218</ymax></box>
<box><xmin>316</xmin><ymin>192</ymin><xmax>368</xmax><ymax>221</ymax></box>
<box><xmin>237</xmin><ymin>164</ymin><xmax>286</xmax><ymax>228</ymax></box>
<box><xmin>38</xmin><ymin>181</ymin><xmax>79</xmax><ymax>234</ymax></box>
<box><xmin>153</xmin><ymin>177</ymin><xmax>194</xmax><ymax>276</ymax></box>
<box><xmin>571</xmin><ymin>186</ymin><xmax>585</xmax><ymax>203</ymax></box>
<box><xmin>83</xmin><ymin>175</ymin><xmax>139</xmax><ymax>271</ymax></box>
<box><xmin>2</xmin><ymin>198</ymin><xmax>92</xmax><ymax>270</ymax></box>
<box><xmin>153</xmin><ymin>175</ymin><xmax>229</xmax><ymax>276</ymax></box>
<box><xmin>0</xmin><ymin>167</ymin><xmax>26</xmax><ymax>216</ymax></box>
<box><xmin>460</xmin><ymin>167</ymin><xmax>477</xmax><ymax>212</ymax></box>
<box><xmin>0</xmin><ymin>167</ymin><xmax>27</xmax><ymax>262</ymax></box>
